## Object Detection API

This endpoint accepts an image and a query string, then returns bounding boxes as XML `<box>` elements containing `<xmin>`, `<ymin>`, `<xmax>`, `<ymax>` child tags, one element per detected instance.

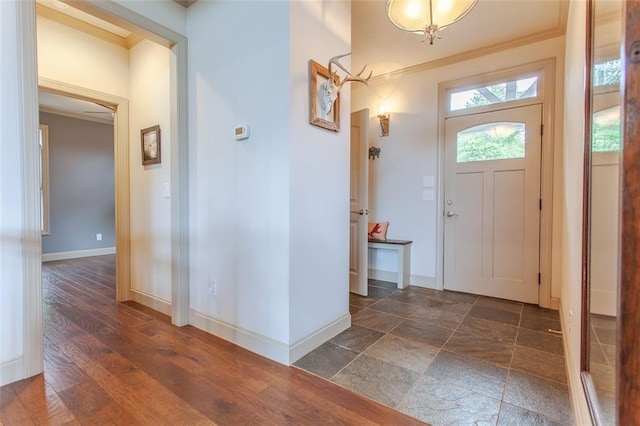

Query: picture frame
<box><xmin>309</xmin><ymin>60</ymin><xmax>341</xmax><ymax>132</ymax></box>
<box><xmin>141</xmin><ymin>125</ymin><xmax>161</xmax><ymax>166</ymax></box>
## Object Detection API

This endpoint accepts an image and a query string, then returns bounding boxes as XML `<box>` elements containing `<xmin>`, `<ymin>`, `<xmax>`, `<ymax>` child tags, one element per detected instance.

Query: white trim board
<box><xmin>368</xmin><ymin>269</ymin><xmax>438</xmax><ymax>290</ymax></box>
<box><xmin>19</xmin><ymin>0</ymin><xmax>44</xmax><ymax>382</ymax></box>
<box><xmin>131</xmin><ymin>289</ymin><xmax>171</xmax><ymax>316</ymax></box>
<box><xmin>289</xmin><ymin>314</ymin><xmax>351</xmax><ymax>364</ymax></box>
<box><xmin>189</xmin><ymin>310</ymin><xmax>350</xmax><ymax>366</ymax></box>
<box><xmin>559</xmin><ymin>301</ymin><xmax>591</xmax><ymax>425</ymax></box>
<box><xmin>42</xmin><ymin>247</ymin><xmax>116</xmax><ymax>262</ymax></box>
<box><xmin>0</xmin><ymin>358</ymin><xmax>24</xmax><ymax>387</ymax></box>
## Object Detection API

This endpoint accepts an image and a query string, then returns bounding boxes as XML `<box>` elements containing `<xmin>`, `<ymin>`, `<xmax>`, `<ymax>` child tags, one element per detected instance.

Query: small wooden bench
<box><xmin>367</xmin><ymin>239</ymin><xmax>412</xmax><ymax>289</ymax></box>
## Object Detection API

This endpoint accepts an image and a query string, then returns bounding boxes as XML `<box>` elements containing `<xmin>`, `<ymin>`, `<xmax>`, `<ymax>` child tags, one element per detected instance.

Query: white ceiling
<box><xmin>39</xmin><ymin>91</ymin><xmax>114</xmax><ymax>122</ymax></box>
<box><xmin>352</xmin><ymin>0</ymin><xmax>567</xmax><ymax>75</ymax></box>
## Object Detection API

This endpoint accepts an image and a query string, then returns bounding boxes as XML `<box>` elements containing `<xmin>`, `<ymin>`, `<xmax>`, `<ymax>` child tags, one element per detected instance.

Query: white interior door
<box><xmin>590</xmin><ymin>151</ymin><xmax>619</xmax><ymax>316</ymax></box>
<box><xmin>350</xmin><ymin>109</ymin><xmax>369</xmax><ymax>296</ymax></box>
<box><xmin>444</xmin><ymin>104</ymin><xmax>542</xmax><ymax>303</ymax></box>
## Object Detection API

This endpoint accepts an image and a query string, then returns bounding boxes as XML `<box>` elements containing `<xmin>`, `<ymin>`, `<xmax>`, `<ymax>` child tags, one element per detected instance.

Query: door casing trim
<box><xmin>436</xmin><ymin>58</ymin><xmax>557</xmax><ymax>308</ymax></box>
<box><xmin>17</xmin><ymin>0</ymin><xmax>189</xmax><ymax>383</ymax></box>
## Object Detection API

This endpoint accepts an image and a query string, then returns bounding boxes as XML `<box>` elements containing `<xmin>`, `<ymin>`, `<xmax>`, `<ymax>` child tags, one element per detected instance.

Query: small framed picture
<box><xmin>309</xmin><ymin>60</ymin><xmax>341</xmax><ymax>132</ymax></box>
<box><xmin>141</xmin><ymin>125</ymin><xmax>161</xmax><ymax>166</ymax></box>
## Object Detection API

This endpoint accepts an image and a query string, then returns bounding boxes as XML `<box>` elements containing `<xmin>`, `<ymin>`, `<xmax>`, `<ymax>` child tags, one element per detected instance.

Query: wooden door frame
<box><xmin>38</xmin><ymin>80</ymin><xmax>131</xmax><ymax>302</ymax></box>
<box><xmin>17</xmin><ymin>0</ymin><xmax>189</xmax><ymax>380</ymax></box>
<box><xmin>618</xmin><ymin>1</ymin><xmax>640</xmax><ymax>422</ymax></box>
<box><xmin>436</xmin><ymin>59</ymin><xmax>556</xmax><ymax>308</ymax></box>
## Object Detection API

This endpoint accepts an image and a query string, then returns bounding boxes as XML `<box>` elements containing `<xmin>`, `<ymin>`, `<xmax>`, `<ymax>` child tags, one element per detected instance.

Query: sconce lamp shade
<box><xmin>386</xmin><ymin>0</ymin><xmax>477</xmax><ymax>44</ymax></box>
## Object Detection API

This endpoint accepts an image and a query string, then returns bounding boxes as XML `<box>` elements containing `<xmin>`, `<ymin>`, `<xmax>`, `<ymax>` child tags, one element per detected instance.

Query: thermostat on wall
<box><xmin>234</xmin><ymin>125</ymin><xmax>250</xmax><ymax>140</ymax></box>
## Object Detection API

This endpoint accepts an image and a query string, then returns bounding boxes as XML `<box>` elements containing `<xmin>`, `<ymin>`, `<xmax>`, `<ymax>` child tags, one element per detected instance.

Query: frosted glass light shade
<box><xmin>386</xmin><ymin>0</ymin><xmax>477</xmax><ymax>34</ymax></box>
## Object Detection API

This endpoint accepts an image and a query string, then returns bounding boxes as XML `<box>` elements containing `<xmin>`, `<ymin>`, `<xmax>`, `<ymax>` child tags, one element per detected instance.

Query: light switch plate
<box><xmin>423</xmin><ymin>189</ymin><xmax>435</xmax><ymax>201</ymax></box>
<box><xmin>423</xmin><ymin>176</ymin><xmax>435</xmax><ymax>187</ymax></box>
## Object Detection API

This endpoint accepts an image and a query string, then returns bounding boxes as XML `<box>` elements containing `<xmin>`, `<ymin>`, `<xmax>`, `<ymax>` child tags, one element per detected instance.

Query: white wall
<box><xmin>288</xmin><ymin>1</ymin><xmax>351</xmax><ymax>345</ymax></box>
<box><xmin>561</xmin><ymin>0</ymin><xmax>591</xmax><ymax>422</ymax></box>
<box><xmin>352</xmin><ymin>37</ymin><xmax>566</xmax><ymax>294</ymax></box>
<box><xmin>129</xmin><ymin>40</ymin><xmax>173</xmax><ymax>307</ymax></box>
<box><xmin>187</xmin><ymin>0</ymin><xmax>351</xmax><ymax>362</ymax></box>
<box><xmin>37</xmin><ymin>16</ymin><xmax>129</xmax><ymax>98</ymax></box>
<box><xmin>187</xmin><ymin>0</ymin><xmax>292</xmax><ymax>345</ymax></box>
<box><xmin>113</xmin><ymin>0</ymin><xmax>186</xmax><ymax>36</ymax></box>
<box><xmin>0</xmin><ymin>0</ymin><xmax>26</xmax><ymax>385</ymax></box>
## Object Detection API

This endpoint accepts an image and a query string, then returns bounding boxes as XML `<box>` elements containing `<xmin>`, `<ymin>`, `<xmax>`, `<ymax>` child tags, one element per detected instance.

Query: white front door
<box><xmin>443</xmin><ymin>104</ymin><xmax>542</xmax><ymax>303</ymax></box>
<box><xmin>350</xmin><ymin>109</ymin><xmax>369</xmax><ymax>296</ymax></box>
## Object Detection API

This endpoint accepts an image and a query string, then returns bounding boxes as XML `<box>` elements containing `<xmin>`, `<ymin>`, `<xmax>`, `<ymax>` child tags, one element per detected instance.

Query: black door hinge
<box><xmin>538</xmin><ymin>273</ymin><xmax>541</xmax><ymax>284</ymax></box>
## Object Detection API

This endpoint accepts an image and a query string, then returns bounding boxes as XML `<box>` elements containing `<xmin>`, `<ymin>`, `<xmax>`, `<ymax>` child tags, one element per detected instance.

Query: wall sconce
<box><xmin>378</xmin><ymin>113</ymin><xmax>390</xmax><ymax>137</ymax></box>
<box><xmin>378</xmin><ymin>105</ymin><xmax>390</xmax><ymax>137</ymax></box>
<box><xmin>369</xmin><ymin>146</ymin><xmax>381</xmax><ymax>160</ymax></box>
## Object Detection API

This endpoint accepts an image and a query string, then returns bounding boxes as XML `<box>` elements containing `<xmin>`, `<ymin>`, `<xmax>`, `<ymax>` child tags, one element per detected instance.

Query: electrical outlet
<box><xmin>208</xmin><ymin>279</ymin><xmax>217</xmax><ymax>296</ymax></box>
<box><xmin>96</xmin><ymin>233</ymin><xmax>102</xmax><ymax>241</ymax></box>
<box><xmin>568</xmin><ymin>309</ymin><xmax>573</xmax><ymax>333</ymax></box>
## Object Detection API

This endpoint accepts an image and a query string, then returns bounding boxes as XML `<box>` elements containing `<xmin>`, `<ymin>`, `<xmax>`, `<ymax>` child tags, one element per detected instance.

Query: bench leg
<box><xmin>396</xmin><ymin>246</ymin><xmax>410</xmax><ymax>289</ymax></box>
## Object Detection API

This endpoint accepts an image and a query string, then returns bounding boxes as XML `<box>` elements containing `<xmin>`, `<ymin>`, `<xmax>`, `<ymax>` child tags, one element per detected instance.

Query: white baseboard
<box><xmin>130</xmin><ymin>289</ymin><xmax>171</xmax><ymax>316</ymax></box>
<box><xmin>559</xmin><ymin>300</ymin><xmax>590</xmax><ymax>425</ymax></box>
<box><xmin>289</xmin><ymin>314</ymin><xmax>351</xmax><ymax>364</ymax></box>
<box><xmin>408</xmin><ymin>275</ymin><xmax>437</xmax><ymax>289</ymax></box>
<box><xmin>189</xmin><ymin>310</ymin><xmax>351</xmax><ymax>366</ymax></box>
<box><xmin>42</xmin><ymin>247</ymin><xmax>115</xmax><ymax>262</ymax></box>
<box><xmin>550</xmin><ymin>297</ymin><xmax>560</xmax><ymax>310</ymax></box>
<box><xmin>0</xmin><ymin>357</ymin><xmax>24</xmax><ymax>387</ymax></box>
<box><xmin>368</xmin><ymin>269</ymin><xmax>437</xmax><ymax>289</ymax></box>
<box><xmin>190</xmin><ymin>310</ymin><xmax>290</xmax><ymax>365</ymax></box>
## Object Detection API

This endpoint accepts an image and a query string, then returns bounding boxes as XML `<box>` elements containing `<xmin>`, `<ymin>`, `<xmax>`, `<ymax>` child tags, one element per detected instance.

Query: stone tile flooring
<box><xmin>294</xmin><ymin>280</ymin><xmax>574</xmax><ymax>425</ymax></box>
<box><xmin>589</xmin><ymin>313</ymin><xmax>616</xmax><ymax>424</ymax></box>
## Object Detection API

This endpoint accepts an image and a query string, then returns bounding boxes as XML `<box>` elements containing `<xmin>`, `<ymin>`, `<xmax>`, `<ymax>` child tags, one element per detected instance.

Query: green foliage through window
<box><xmin>592</xmin><ymin>106</ymin><xmax>621</xmax><ymax>152</ymax></box>
<box><xmin>450</xmin><ymin>77</ymin><xmax>538</xmax><ymax>111</ymax></box>
<box><xmin>593</xmin><ymin>59</ymin><xmax>621</xmax><ymax>87</ymax></box>
<box><xmin>457</xmin><ymin>122</ymin><xmax>525</xmax><ymax>163</ymax></box>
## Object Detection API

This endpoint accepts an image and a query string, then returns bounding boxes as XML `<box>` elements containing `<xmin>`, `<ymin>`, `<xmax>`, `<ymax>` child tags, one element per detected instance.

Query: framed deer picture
<box><xmin>309</xmin><ymin>60</ymin><xmax>341</xmax><ymax>132</ymax></box>
<box><xmin>309</xmin><ymin>54</ymin><xmax>372</xmax><ymax>133</ymax></box>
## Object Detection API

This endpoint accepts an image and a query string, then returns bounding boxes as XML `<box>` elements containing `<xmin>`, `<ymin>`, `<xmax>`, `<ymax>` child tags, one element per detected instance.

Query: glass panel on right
<box><xmin>587</xmin><ymin>0</ymin><xmax>622</xmax><ymax>423</ymax></box>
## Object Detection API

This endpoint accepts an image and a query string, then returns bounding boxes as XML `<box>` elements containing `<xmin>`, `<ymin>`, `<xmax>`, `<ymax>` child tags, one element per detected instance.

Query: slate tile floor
<box><xmin>589</xmin><ymin>314</ymin><xmax>616</xmax><ymax>423</ymax></box>
<box><xmin>294</xmin><ymin>280</ymin><xmax>574</xmax><ymax>425</ymax></box>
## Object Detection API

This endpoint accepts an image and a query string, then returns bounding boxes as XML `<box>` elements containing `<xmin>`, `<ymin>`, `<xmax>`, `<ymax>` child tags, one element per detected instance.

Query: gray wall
<box><xmin>40</xmin><ymin>112</ymin><xmax>115</xmax><ymax>254</ymax></box>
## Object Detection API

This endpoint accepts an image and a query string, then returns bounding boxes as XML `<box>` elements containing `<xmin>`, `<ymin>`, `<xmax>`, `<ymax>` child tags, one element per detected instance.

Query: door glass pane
<box><xmin>593</xmin><ymin>58</ymin><xmax>621</xmax><ymax>87</ymax></box>
<box><xmin>450</xmin><ymin>77</ymin><xmax>538</xmax><ymax>111</ymax></box>
<box><xmin>592</xmin><ymin>105</ymin><xmax>621</xmax><ymax>152</ymax></box>
<box><xmin>457</xmin><ymin>122</ymin><xmax>525</xmax><ymax>163</ymax></box>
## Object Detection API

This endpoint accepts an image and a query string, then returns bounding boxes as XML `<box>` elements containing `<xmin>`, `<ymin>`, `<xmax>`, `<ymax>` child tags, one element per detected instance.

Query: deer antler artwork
<box><xmin>310</xmin><ymin>53</ymin><xmax>372</xmax><ymax>132</ymax></box>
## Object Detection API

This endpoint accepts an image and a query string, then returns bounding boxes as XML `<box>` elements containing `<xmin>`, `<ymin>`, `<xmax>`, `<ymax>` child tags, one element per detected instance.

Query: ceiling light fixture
<box><xmin>386</xmin><ymin>0</ymin><xmax>478</xmax><ymax>45</ymax></box>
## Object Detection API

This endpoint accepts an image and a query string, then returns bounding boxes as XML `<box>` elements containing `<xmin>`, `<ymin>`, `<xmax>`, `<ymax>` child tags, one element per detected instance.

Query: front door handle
<box><xmin>351</xmin><ymin>209</ymin><xmax>369</xmax><ymax>215</ymax></box>
<box><xmin>446</xmin><ymin>211</ymin><xmax>459</xmax><ymax>217</ymax></box>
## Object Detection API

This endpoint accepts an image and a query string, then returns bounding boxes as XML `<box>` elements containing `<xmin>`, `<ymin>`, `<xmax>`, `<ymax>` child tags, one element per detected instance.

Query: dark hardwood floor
<box><xmin>1</xmin><ymin>255</ymin><xmax>425</xmax><ymax>425</ymax></box>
